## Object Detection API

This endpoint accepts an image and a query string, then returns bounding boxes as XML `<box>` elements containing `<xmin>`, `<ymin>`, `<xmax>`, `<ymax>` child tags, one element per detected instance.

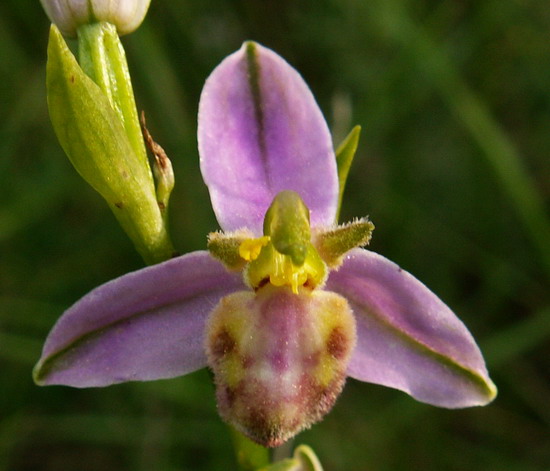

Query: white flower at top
<box><xmin>40</xmin><ymin>0</ymin><xmax>151</xmax><ymax>36</ymax></box>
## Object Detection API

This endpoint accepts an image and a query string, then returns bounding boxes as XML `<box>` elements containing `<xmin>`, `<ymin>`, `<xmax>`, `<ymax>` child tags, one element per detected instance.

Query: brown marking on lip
<box><xmin>211</xmin><ymin>329</ymin><xmax>236</xmax><ymax>359</ymax></box>
<box><xmin>224</xmin><ymin>385</ymin><xmax>237</xmax><ymax>407</ymax></box>
<box><xmin>246</xmin><ymin>407</ymin><xmax>286</xmax><ymax>448</ymax></box>
<box><xmin>298</xmin><ymin>370</ymin><xmax>347</xmax><ymax>424</ymax></box>
<box><xmin>327</xmin><ymin>326</ymin><xmax>350</xmax><ymax>360</ymax></box>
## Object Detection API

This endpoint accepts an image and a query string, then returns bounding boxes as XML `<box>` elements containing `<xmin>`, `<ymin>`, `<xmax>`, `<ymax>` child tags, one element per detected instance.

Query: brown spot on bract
<box><xmin>211</xmin><ymin>329</ymin><xmax>236</xmax><ymax>359</ymax></box>
<box><xmin>114</xmin><ymin>202</ymin><xmax>124</xmax><ymax>209</ymax></box>
<box><xmin>70</xmin><ymin>75</ymin><xmax>75</xmax><ymax>83</ymax></box>
<box><xmin>327</xmin><ymin>327</ymin><xmax>349</xmax><ymax>360</ymax></box>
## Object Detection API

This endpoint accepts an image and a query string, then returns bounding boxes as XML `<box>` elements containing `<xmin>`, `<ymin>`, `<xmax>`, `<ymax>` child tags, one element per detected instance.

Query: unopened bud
<box><xmin>40</xmin><ymin>0</ymin><xmax>151</xmax><ymax>37</ymax></box>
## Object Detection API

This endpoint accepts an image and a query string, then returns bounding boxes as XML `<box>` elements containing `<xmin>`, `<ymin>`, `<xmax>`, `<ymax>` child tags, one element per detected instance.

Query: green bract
<box><xmin>335</xmin><ymin>125</ymin><xmax>361</xmax><ymax>222</ymax></box>
<box><xmin>77</xmin><ymin>22</ymin><xmax>149</xmax><ymax>170</ymax></box>
<box><xmin>46</xmin><ymin>25</ymin><xmax>174</xmax><ymax>264</ymax></box>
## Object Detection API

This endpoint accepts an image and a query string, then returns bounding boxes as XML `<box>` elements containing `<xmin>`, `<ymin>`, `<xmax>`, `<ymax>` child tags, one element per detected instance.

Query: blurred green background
<box><xmin>1</xmin><ymin>0</ymin><xmax>549</xmax><ymax>469</ymax></box>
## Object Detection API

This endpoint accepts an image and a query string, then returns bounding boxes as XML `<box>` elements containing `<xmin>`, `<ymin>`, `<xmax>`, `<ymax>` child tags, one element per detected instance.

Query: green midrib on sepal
<box><xmin>345</xmin><ymin>290</ymin><xmax>497</xmax><ymax>404</ymax></box>
<box><xmin>32</xmin><ymin>295</ymin><xmax>186</xmax><ymax>386</ymax></box>
<box><xmin>245</xmin><ymin>41</ymin><xmax>273</xmax><ymax>190</ymax></box>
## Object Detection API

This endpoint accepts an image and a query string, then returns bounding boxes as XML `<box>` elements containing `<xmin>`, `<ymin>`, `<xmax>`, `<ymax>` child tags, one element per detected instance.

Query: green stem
<box><xmin>231</xmin><ymin>427</ymin><xmax>270</xmax><ymax>471</ymax></box>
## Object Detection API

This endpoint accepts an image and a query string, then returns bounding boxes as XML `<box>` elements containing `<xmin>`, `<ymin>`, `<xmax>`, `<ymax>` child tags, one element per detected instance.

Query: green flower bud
<box><xmin>47</xmin><ymin>25</ymin><xmax>174</xmax><ymax>264</ymax></box>
<box><xmin>40</xmin><ymin>0</ymin><xmax>151</xmax><ymax>37</ymax></box>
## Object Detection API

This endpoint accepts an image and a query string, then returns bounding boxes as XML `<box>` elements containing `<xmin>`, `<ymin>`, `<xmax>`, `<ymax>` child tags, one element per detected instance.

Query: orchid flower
<box><xmin>34</xmin><ymin>42</ymin><xmax>496</xmax><ymax>448</ymax></box>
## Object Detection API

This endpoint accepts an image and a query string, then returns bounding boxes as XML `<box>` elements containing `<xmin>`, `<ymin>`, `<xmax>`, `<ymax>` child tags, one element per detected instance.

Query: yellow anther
<box><xmin>290</xmin><ymin>272</ymin><xmax>301</xmax><ymax>295</ymax></box>
<box><xmin>241</xmin><ymin>234</ymin><xmax>327</xmax><ymax>293</ymax></box>
<box><xmin>267</xmin><ymin>253</ymin><xmax>307</xmax><ymax>294</ymax></box>
<box><xmin>239</xmin><ymin>236</ymin><xmax>270</xmax><ymax>261</ymax></box>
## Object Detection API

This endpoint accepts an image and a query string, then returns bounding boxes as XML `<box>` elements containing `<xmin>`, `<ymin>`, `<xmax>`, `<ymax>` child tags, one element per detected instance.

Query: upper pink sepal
<box><xmin>198</xmin><ymin>42</ymin><xmax>338</xmax><ymax>234</ymax></box>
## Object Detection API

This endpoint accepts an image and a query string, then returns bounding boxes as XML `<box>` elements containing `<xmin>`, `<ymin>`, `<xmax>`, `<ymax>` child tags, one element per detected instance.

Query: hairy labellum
<box><xmin>206</xmin><ymin>285</ymin><xmax>356</xmax><ymax>447</ymax></box>
<box><xmin>34</xmin><ymin>41</ymin><xmax>496</xmax><ymax>450</ymax></box>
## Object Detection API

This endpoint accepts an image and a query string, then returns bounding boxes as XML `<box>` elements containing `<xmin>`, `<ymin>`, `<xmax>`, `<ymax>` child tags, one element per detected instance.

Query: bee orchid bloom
<box><xmin>34</xmin><ymin>42</ymin><xmax>496</xmax><ymax>447</ymax></box>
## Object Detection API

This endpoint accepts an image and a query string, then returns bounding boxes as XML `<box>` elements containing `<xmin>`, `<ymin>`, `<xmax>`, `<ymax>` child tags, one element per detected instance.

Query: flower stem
<box><xmin>231</xmin><ymin>427</ymin><xmax>270</xmax><ymax>471</ymax></box>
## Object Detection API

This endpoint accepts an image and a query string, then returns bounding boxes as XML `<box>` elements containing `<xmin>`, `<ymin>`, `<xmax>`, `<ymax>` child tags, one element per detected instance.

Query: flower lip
<box><xmin>205</xmin><ymin>284</ymin><xmax>357</xmax><ymax>447</ymax></box>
